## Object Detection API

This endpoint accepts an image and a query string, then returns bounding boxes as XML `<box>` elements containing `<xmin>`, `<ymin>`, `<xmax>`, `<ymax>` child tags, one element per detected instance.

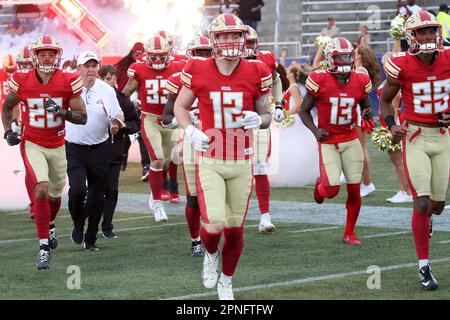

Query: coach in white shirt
<box><xmin>66</xmin><ymin>51</ymin><xmax>124</xmax><ymax>251</ymax></box>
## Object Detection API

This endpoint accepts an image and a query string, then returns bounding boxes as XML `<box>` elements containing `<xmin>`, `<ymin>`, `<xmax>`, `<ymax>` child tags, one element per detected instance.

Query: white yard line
<box><xmin>165</xmin><ymin>256</ymin><xmax>450</xmax><ymax>300</ymax></box>
<box><xmin>288</xmin><ymin>226</ymin><xmax>339</xmax><ymax>233</ymax></box>
<box><xmin>0</xmin><ymin>222</ymin><xmax>185</xmax><ymax>245</ymax></box>
<box><xmin>361</xmin><ymin>231</ymin><xmax>410</xmax><ymax>239</ymax></box>
<box><xmin>438</xmin><ymin>240</ymin><xmax>450</xmax><ymax>244</ymax></box>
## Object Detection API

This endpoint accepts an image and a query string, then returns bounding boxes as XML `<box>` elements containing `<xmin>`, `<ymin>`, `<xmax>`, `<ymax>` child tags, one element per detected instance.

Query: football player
<box><xmin>244</xmin><ymin>25</ymin><xmax>284</xmax><ymax>233</ymax></box>
<box><xmin>300</xmin><ymin>37</ymin><xmax>373</xmax><ymax>245</ymax></box>
<box><xmin>174</xmin><ymin>14</ymin><xmax>273</xmax><ymax>300</ymax></box>
<box><xmin>1</xmin><ymin>35</ymin><xmax>87</xmax><ymax>269</ymax></box>
<box><xmin>162</xmin><ymin>35</ymin><xmax>213</xmax><ymax>258</ymax></box>
<box><xmin>380</xmin><ymin>11</ymin><xmax>450</xmax><ymax>290</ymax></box>
<box><xmin>17</xmin><ymin>46</ymin><xmax>33</xmax><ymax>70</ymax></box>
<box><xmin>155</xmin><ymin>30</ymin><xmax>187</xmax><ymax>63</ymax></box>
<box><xmin>122</xmin><ymin>35</ymin><xmax>184</xmax><ymax>221</ymax></box>
<box><xmin>0</xmin><ymin>54</ymin><xmax>17</xmax><ymax>104</ymax></box>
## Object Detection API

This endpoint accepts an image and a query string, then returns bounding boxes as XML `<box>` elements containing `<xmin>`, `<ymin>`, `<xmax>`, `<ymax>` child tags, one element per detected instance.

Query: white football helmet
<box><xmin>405</xmin><ymin>11</ymin><xmax>442</xmax><ymax>54</ymax></box>
<box><xmin>29</xmin><ymin>35</ymin><xmax>63</xmax><ymax>73</ymax></box>
<box><xmin>324</xmin><ymin>37</ymin><xmax>355</xmax><ymax>74</ymax></box>
<box><xmin>245</xmin><ymin>25</ymin><xmax>259</xmax><ymax>58</ymax></box>
<box><xmin>208</xmin><ymin>13</ymin><xmax>246</xmax><ymax>59</ymax></box>
<box><xmin>186</xmin><ymin>35</ymin><xmax>212</xmax><ymax>59</ymax></box>
<box><xmin>17</xmin><ymin>46</ymin><xmax>33</xmax><ymax>70</ymax></box>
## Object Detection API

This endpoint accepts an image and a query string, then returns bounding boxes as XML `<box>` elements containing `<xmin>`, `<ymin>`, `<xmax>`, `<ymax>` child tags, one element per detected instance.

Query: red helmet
<box><xmin>2</xmin><ymin>53</ymin><xmax>16</xmax><ymax>73</ymax></box>
<box><xmin>324</xmin><ymin>37</ymin><xmax>355</xmax><ymax>74</ymax></box>
<box><xmin>208</xmin><ymin>13</ymin><xmax>246</xmax><ymax>59</ymax></box>
<box><xmin>146</xmin><ymin>35</ymin><xmax>171</xmax><ymax>70</ymax></box>
<box><xmin>186</xmin><ymin>35</ymin><xmax>212</xmax><ymax>59</ymax></box>
<box><xmin>245</xmin><ymin>25</ymin><xmax>259</xmax><ymax>58</ymax></box>
<box><xmin>29</xmin><ymin>35</ymin><xmax>63</xmax><ymax>73</ymax></box>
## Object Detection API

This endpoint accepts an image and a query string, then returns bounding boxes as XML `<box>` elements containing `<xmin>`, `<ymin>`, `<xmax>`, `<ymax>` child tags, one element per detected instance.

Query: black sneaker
<box><xmin>37</xmin><ymin>244</ymin><xmax>51</xmax><ymax>270</ymax></box>
<box><xmin>191</xmin><ymin>240</ymin><xmax>205</xmax><ymax>257</ymax></box>
<box><xmin>419</xmin><ymin>264</ymin><xmax>438</xmax><ymax>290</ymax></box>
<box><xmin>141</xmin><ymin>165</ymin><xmax>150</xmax><ymax>182</ymax></box>
<box><xmin>49</xmin><ymin>224</ymin><xmax>58</xmax><ymax>250</ymax></box>
<box><xmin>71</xmin><ymin>226</ymin><xmax>84</xmax><ymax>245</ymax></box>
<box><xmin>103</xmin><ymin>230</ymin><xmax>117</xmax><ymax>239</ymax></box>
<box><xmin>84</xmin><ymin>242</ymin><xmax>99</xmax><ymax>252</ymax></box>
<box><xmin>120</xmin><ymin>154</ymin><xmax>128</xmax><ymax>171</ymax></box>
<box><xmin>429</xmin><ymin>215</ymin><xmax>433</xmax><ymax>238</ymax></box>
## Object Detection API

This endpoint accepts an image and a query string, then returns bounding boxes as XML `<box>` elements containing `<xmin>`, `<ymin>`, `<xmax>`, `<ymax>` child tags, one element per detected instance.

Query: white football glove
<box><xmin>241</xmin><ymin>111</ymin><xmax>262</xmax><ymax>129</ymax></box>
<box><xmin>162</xmin><ymin>117</ymin><xmax>178</xmax><ymax>129</ymax></box>
<box><xmin>274</xmin><ymin>106</ymin><xmax>285</xmax><ymax>122</ymax></box>
<box><xmin>189</xmin><ymin>109</ymin><xmax>200</xmax><ymax>126</ymax></box>
<box><xmin>185</xmin><ymin>125</ymin><xmax>210</xmax><ymax>152</ymax></box>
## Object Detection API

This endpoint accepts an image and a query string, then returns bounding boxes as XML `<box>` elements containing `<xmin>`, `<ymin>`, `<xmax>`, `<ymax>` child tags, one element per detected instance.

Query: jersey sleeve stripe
<box><xmin>306</xmin><ymin>78</ymin><xmax>319</xmax><ymax>93</ymax></box>
<box><xmin>365</xmin><ymin>81</ymin><xmax>373</xmax><ymax>93</ymax></box>
<box><xmin>384</xmin><ymin>64</ymin><xmax>399</xmax><ymax>79</ymax></box>
<box><xmin>7</xmin><ymin>79</ymin><xmax>18</xmax><ymax>93</ymax></box>
<box><xmin>71</xmin><ymin>80</ymin><xmax>83</xmax><ymax>93</ymax></box>
<box><xmin>181</xmin><ymin>71</ymin><xmax>192</xmax><ymax>88</ymax></box>
<box><xmin>261</xmin><ymin>74</ymin><xmax>272</xmax><ymax>81</ymax></box>
<box><xmin>307</xmin><ymin>76</ymin><xmax>319</xmax><ymax>88</ymax></box>
<box><xmin>71</xmin><ymin>77</ymin><xmax>82</xmax><ymax>86</ymax></box>
<box><xmin>261</xmin><ymin>78</ymin><xmax>273</xmax><ymax>91</ymax></box>
<box><xmin>387</xmin><ymin>58</ymin><xmax>401</xmax><ymax>72</ymax></box>
<box><xmin>127</xmin><ymin>69</ymin><xmax>136</xmax><ymax>78</ymax></box>
<box><xmin>165</xmin><ymin>81</ymin><xmax>179</xmax><ymax>95</ymax></box>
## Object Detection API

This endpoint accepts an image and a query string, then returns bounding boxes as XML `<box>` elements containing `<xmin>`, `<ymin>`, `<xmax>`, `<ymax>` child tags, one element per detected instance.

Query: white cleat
<box><xmin>202</xmin><ymin>251</ymin><xmax>219</xmax><ymax>289</ymax></box>
<box><xmin>153</xmin><ymin>200</ymin><xmax>168</xmax><ymax>222</ymax></box>
<box><xmin>387</xmin><ymin>190</ymin><xmax>413</xmax><ymax>203</ymax></box>
<box><xmin>217</xmin><ymin>280</ymin><xmax>234</xmax><ymax>300</ymax></box>
<box><xmin>360</xmin><ymin>183</ymin><xmax>376</xmax><ymax>197</ymax></box>
<box><xmin>258</xmin><ymin>213</ymin><xmax>276</xmax><ymax>233</ymax></box>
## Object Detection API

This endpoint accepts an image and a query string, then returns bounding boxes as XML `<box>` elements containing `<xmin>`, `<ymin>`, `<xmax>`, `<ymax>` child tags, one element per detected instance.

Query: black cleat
<box><xmin>419</xmin><ymin>264</ymin><xmax>438</xmax><ymax>290</ymax></box>
<box><xmin>191</xmin><ymin>240</ymin><xmax>205</xmax><ymax>257</ymax></box>
<box><xmin>37</xmin><ymin>244</ymin><xmax>51</xmax><ymax>270</ymax></box>
<box><xmin>141</xmin><ymin>165</ymin><xmax>150</xmax><ymax>182</ymax></box>
<box><xmin>84</xmin><ymin>242</ymin><xmax>99</xmax><ymax>252</ymax></box>
<box><xmin>49</xmin><ymin>224</ymin><xmax>58</xmax><ymax>250</ymax></box>
<box><xmin>102</xmin><ymin>230</ymin><xmax>117</xmax><ymax>239</ymax></box>
<box><xmin>71</xmin><ymin>226</ymin><xmax>84</xmax><ymax>245</ymax></box>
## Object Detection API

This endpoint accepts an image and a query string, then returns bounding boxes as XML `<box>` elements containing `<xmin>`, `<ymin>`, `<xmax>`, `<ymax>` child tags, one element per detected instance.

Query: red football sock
<box><xmin>200</xmin><ymin>226</ymin><xmax>222</xmax><ymax>254</ymax></box>
<box><xmin>318</xmin><ymin>184</ymin><xmax>340</xmax><ymax>199</ymax></box>
<box><xmin>168</xmin><ymin>161</ymin><xmax>178</xmax><ymax>182</ymax></box>
<box><xmin>222</xmin><ymin>226</ymin><xmax>245</xmax><ymax>276</ymax></box>
<box><xmin>48</xmin><ymin>198</ymin><xmax>61</xmax><ymax>223</ymax></box>
<box><xmin>185</xmin><ymin>204</ymin><xmax>201</xmax><ymax>239</ymax></box>
<box><xmin>149</xmin><ymin>168</ymin><xmax>163</xmax><ymax>200</ymax></box>
<box><xmin>34</xmin><ymin>198</ymin><xmax>51</xmax><ymax>240</ymax></box>
<box><xmin>254</xmin><ymin>174</ymin><xmax>270</xmax><ymax>214</ymax></box>
<box><xmin>412</xmin><ymin>210</ymin><xmax>429</xmax><ymax>260</ymax></box>
<box><xmin>344</xmin><ymin>183</ymin><xmax>362</xmax><ymax>235</ymax></box>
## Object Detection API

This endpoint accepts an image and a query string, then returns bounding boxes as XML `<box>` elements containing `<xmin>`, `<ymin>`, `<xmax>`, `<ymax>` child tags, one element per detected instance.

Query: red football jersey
<box><xmin>306</xmin><ymin>70</ymin><xmax>372</xmax><ymax>143</ymax></box>
<box><xmin>166</xmin><ymin>72</ymin><xmax>182</xmax><ymax>96</ymax></box>
<box><xmin>7</xmin><ymin>69</ymin><xmax>83</xmax><ymax>148</ymax></box>
<box><xmin>181</xmin><ymin>57</ymin><xmax>272</xmax><ymax>160</ymax></box>
<box><xmin>384</xmin><ymin>49</ymin><xmax>450</xmax><ymax>125</ymax></box>
<box><xmin>256</xmin><ymin>50</ymin><xmax>277</xmax><ymax>74</ymax></box>
<box><xmin>172</xmin><ymin>54</ymin><xmax>187</xmax><ymax>64</ymax></box>
<box><xmin>127</xmin><ymin>61</ymin><xmax>184</xmax><ymax>115</ymax></box>
<box><xmin>0</xmin><ymin>68</ymin><xmax>13</xmax><ymax>102</ymax></box>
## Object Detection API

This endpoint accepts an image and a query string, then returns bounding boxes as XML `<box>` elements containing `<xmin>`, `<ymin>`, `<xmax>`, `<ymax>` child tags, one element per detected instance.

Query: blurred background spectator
<box><xmin>321</xmin><ymin>17</ymin><xmax>340</xmax><ymax>38</ymax></box>
<box><xmin>437</xmin><ymin>4</ymin><xmax>450</xmax><ymax>46</ymax></box>
<box><xmin>356</xmin><ymin>23</ymin><xmax>371</xmax><ymax>48</ymax></box>
<box><xmin>237</xmin><ymin>0</ymin><xmax>264</xmax><ymax>31</ymax></box>
<box><xmin>398</xmin><ymin>0</ymin><xmax>423</xmax><ymax>16</ymax></box>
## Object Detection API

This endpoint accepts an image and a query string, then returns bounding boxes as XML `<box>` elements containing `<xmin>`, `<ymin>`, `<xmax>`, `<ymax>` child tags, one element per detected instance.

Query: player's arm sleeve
<box><xmin>305</xmin><ymin>72</ymin><xmax>321</xmax><ymax>98</ymax></box>
<box><xmin>166</xmin><ymin>74</ymin><xmax>181</xmax><ymax>96</ymax></box>
<box><xmin>362</xmin><ymin>74</ymin><xmax>373</xmax><ymax>96</ymax></box>
<box><xmin>384</xmin><ymin>55</ymin><xmax>403</xmax><ymax>81</ymax></box>
<box><xmin>271</xmin><ymin>72</ymin><xmax>283</xmax><ymax>103</ymax></box>
<box><xmin>68</xmin><ymin>73</ymin><xmax>83</xmax><ymax>99</ymax></box>
<box><xmin>7</xmin><ymin>72</ymin><xmax>21</xmax><ymax>96</ymax></box>
<box><xmin>256</xmin><ymin>62</ymin><xmax>273</xmax><ymax>98</ymax></box>
<box><xmin>180</xmin><ymin>59</ymin><xmax>196</xmax><ymax>91</ymax></box>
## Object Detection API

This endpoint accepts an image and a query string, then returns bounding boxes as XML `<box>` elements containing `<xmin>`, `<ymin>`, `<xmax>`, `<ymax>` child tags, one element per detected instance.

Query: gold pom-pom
<box><xmin>313</xmin><ymin>36</ymin><xmax>332</xmax><ymax>48</ymax></box>
<box><xmin>389</xmin><ymin>14</ymin><xmax>407</xmax><ymax>40</ymax></box>
<box><xmin>371</xmin><ymin>127</ymin><xmax>401</xmax><ymax>152</ymax></box>
<box><xmin>269</xmin><ymin>96</ymin><xmax>295</xmax><ymax>127</ymax></box>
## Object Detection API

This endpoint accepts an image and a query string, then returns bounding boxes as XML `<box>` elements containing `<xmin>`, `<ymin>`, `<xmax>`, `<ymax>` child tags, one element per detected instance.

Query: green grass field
<box><xmin>1</xmin><ymin>140</ymin><xmax>450</xmax><ymax>300</ymax></box>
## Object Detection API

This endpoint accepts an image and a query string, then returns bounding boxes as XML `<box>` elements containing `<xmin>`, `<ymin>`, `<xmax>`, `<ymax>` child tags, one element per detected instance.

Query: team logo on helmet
<box><xmin>245</xmin><ymin>25</ymin><xmax>259</xmax><ymax>58</ymax></box>
<box><xmin>186</xmin><ymin>35</ymin><xmax>212</xmax><ymax>59</ymax></box>
<box><xmin>324</xmin><ymin>37</ymin><xmax>355</xmax><ymax>74</ymax></box>
<box><xmin>208</xmin><ymin>13</ymin><xmax>246</xmax><ymax>59</ymax></box>
<box><xmin>146</xmin><ymin>35</ymin><xmax>171</xmax><ymax>70</ymax></box>
<box><xmin>29</xmin><ymin>35</ymin><xmax>63</xmax><ymax>73</ymax></box>
<box><xmin>405</xmin><ymin>11</ymin><xmax>442</xmax><ymax>54</ymax></box>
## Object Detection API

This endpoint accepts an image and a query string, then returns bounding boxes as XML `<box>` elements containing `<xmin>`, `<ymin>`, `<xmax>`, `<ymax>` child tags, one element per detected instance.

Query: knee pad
<box><xmin>253</xmin><ymin>162</ymin><xmax>269</xmax><ymax>175</ymax></box>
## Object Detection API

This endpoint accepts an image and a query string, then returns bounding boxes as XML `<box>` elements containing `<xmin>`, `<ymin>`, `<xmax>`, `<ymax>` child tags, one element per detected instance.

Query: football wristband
<box><xmin>384</xmin><ymin>115</ymin><xmax>396</xmax><ymax>130</ymax></box>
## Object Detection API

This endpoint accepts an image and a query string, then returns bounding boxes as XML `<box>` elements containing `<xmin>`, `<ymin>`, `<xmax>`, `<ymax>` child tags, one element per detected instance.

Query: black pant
<box><xmin>66</xmin><ymin>140</ymin><xmax>109</xmax><ymax>245</ymax></box>
<box><xmin>102</xmin><ymin>163</ymin><xmax>121</xmax><ymax>232</ymax></box>
<box><xmin>136</xmin><ymin>109</ymin><xmax>150</xmax><ymax>167</ymax></box>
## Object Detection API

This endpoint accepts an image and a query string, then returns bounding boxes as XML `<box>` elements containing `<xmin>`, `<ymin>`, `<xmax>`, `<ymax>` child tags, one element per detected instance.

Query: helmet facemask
<box><xmin>210</xmin><ymin>31</ymin><xmax>246</xmax><ymax>59</ymax></box>
<box><xmin>147</xmin><ymin>52</ymin><xmax>169</xmax><ymax>70</ymax></box>
<box><xmin>245</xmin><ymin>39</ymin><xmax>259</xmax><ymax>58</ymax></box>
<box><xmin>31</xmin><ymin>49</ymin><xmax>62</xmax><ymax>74</ymax></box>
<box><xmin>407</xmin><ymin>25</ymin><xmax>442</xmax><ymax>55</ymax></box>
<box><xmin>330</xmin><ymin>52</ymin><xmax>355</xmax><ymax>73</ymax></box>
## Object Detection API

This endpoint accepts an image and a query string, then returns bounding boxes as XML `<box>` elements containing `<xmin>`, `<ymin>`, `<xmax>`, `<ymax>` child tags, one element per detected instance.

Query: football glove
<box><xmin>4</xmin><ymin>129</ymin><xmax>20</xmax><ymax>146</ymax></box>
<box><xmin>241</xmin><ymin>111</ymin><xmax>262</xmax><ymax>129</ymax></box>
<box><xmin>185</xmin><ymin>125</ymin><xmax>210</xmax><ymax>152</ymax></box>
<box><xmin>162</xmin><ymin>117</ymin><xmax>179</xmax><ymax>129</ymax></box>
<box><xmin>45</xmin><ymin>97</ymin><xmax>62</xmax><ymax>114</ymax></box>
<box><xmin>274</xmin><ymin>105</ymin><xmax>285</xmax><ymax>122</ymax></box>
<box><xmin>360</xmin><ymin>118</ymin><xmax>374</xmax><ymax>134</ymax></box>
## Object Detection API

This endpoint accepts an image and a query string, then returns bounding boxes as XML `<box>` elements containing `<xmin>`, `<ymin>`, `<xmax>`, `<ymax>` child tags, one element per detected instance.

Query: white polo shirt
<box><xmin>66</xmin><ymin>79</ymin><xmax>123</xmax><ymax>145</ymax></box>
